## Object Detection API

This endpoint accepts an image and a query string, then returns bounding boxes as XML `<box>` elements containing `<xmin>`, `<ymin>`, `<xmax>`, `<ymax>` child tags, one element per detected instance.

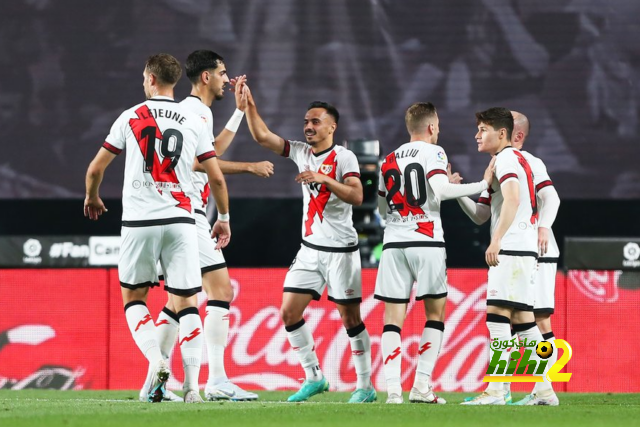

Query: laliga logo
<box><xmin>623</xmin><ymin>242</ymin><xmax>640</xmax><ymax>268</ymax></box>
<box><xmin>483</xmin><ymin>339</ymin><xmax>573</xmax><ymax>383</ymax></box>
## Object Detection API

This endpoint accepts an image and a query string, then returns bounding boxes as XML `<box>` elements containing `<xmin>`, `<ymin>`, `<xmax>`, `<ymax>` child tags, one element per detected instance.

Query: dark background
<box><xmin>1</xmin><ymin>0</ymin><xmax>639</xmax><ymax>266</ymax></box>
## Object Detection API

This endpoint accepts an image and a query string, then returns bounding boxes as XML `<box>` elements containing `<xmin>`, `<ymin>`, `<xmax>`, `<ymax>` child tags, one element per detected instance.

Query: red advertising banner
<box><xmin>1</xmin><ymin>268</ymin><xmax>638</xmax><ymax>392</ymax></box>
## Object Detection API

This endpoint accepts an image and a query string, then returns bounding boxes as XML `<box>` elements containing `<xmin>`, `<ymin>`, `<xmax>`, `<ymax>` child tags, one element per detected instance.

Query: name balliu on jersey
<box><xmin>478</xmin><ymin>147</ymin><xmax>538</xmax><ymax>254</ymax></box>
<box><xmin>378</xmin><ymin>141</ymin><xmax>448</xmax><ymax>245</ymax></box>
<box><xmin>522</xmin><ymin>150</ymin><xmax>559</xmax><ymax>258</ymax></box>
<box><xmin>103</xmin><ymin>96</ymin><xmax>215</xmax><ymax>222</ymax></box>
<box><xmin>284</xmin><ymin>140</ymin><xmax>359</xmax><ymax>249</ymax></box>
<box><xmin>180</xmin><ymin>96</ymin><xmax>215</xmax><ymax>211</ymax></box>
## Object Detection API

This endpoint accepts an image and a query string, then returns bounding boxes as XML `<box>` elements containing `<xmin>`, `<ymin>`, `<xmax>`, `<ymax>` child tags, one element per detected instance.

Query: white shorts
<box><xmin>119</xmin><ymin>222</ymin><xmax>202</xmax><ymax>296</ymax></box>
<box><xmin>486</xmin><ymin>254</ymin><xmax>537</xmax><ymax>311</ymax></box>
<box><xmin>195</xmin><ymin>211</ymin><xmax>226</xmax><ymax>272</ymax></box>
<box><xmin>533</xmin><ymin>259</ymin><xmax>558</xmax><ymax>314</ymax></box>
<box><xmin>283</xmin><ymin>243</ymin><xmax>362</xmax><ymax>303</ymax></box>
<box><xmin>374</xmin><ymin>247</ymin><xmax>448</xmax><ymax>303</ymax></box>
<box><xmin>159</xmin><ymin>212</ymin><xmax>226</xmax><ymax>282</ymax></box>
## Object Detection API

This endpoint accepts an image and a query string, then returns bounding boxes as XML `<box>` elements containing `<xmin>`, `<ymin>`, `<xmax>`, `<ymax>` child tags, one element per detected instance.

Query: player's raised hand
<box><xmin>232</xmin><ymin>75</ymin><xmax>249</xmax><ymax>111</ymax></box>
<box><xmin>485</xmin><ymin>239</ymin><xmax>500</xmax><ymax>267</ymax></box>
<box><xmin>84</xmin><ymin>196</ymin><xmax>108</xmax><ymax>221</ymax></box>
<box><xmin>229</xmin><ymin>75</ymin><xmax>247</xmax><ymax>93</ymax></box>
<box><xmin>212</xmin><ymin>220</ymin><xmax>231</xmax><ymax>250</ymax></box>
<box><xmin>538</xmin><ymin>227</ymin><xmax>549</xmax><ymax>256</ymax></box>
<box><xmin>249</xmin><ymin>161</ymin><xmax>275</xmax><ymax>178</ymax></box>
<box><xmin>447</xmin><ymin>163</ymin><xmax>463</xmax><ymax>184</ymax></box>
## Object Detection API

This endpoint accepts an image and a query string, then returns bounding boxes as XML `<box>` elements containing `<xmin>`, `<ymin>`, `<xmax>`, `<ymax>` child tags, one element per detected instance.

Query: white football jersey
<box><xmin>378</xmin><ymin>141</ymin><xmax>448</xmax><ymax>246</ymax></box>
<box><xmin>103</xmin><ymin>96</ymin><xmax>215</xmax><ymax>223</ymax></box>
<box><xmin>284</xmin><ymin>140</ymin><xmax>360</xmax><ymax>249</ymax></box>
<box><xmin>521</xmin><ymin>150</ymin><xmax>559</xmax><ymax>258</ymax></box>
<box><xmin>180</xmin><ymin>95</ymin><xmax>215</xmax><ymax>211</ymax></box>
<box><xmin>478</xmin><ymin>147</ymin><xmax>538</xmax><ymax>255</ymax></box>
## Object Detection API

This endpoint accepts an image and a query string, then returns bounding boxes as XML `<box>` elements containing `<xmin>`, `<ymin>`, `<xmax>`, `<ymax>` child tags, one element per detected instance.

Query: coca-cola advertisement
<box><xmin>0</xmin><ymin>268</ymin><xmax>638</xmax><ymax>392</ymax></box>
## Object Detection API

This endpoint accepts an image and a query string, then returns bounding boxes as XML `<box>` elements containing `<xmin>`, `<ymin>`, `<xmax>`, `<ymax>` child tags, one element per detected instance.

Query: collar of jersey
<box><xmin>312</xmin><ymin>143</ymin><xmax>336</xmax><ymax>157</ymax></box>
<box><xmin>187</xmin><ymin>95</ymin><xmax>202</xmax><ymax>101</ymax></box>
<box><xmin>149</xmin><ymin>96</ymin><xmax>177</xmax><ymax>103</ymax></box>
<box><xmin>495</xmin><ymin>145</ymin><xmax>514</xmax><ymax>156</ymax></box>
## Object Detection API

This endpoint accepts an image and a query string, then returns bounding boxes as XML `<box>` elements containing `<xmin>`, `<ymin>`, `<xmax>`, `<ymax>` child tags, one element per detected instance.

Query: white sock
<box><xmin>533</xmin><ymin>333</ymin><xmax>556</xmax><ymax>394</ymax></box>
<box><xmin>286</xmin><ymin>319</ymin><xmax>322</xmax><ymax>381</ymax></box>
<box><xmin>347</xmin><ymin>323</ymin><xmax>372</xmax><ymax>390</ymax></box>
<box><xmin>413</xmin><ymin>320</ymin><xmax>444</xmax><ymax>393</ymax></box>
<box><xmin>140</xmin><ymin>307</ymin><xmax>180</xmax><ymax>395</ymax></box>
<box><xmin>381</xmin><ymin>325</ymin><xmax>402</xmax><ymax>395</ymax></box>
<box><xmin>178</xmin><ymin>307</ymin><xmax>204</xmax><ymax>392</ymax></box>
<box><xmin>205</xmin><ymin>301</ymin><xmax>230</xmax><ymax>385</ymax></box>
<box><xmin>156</xmin><ymin>307</ymin><xmax>180</xmax><ymax>358</ymax></box>
<box><xmin>485</xmin><ymin>314</ymin><xmax>511</xmax><ymax>395</ymax></box>
<box><xmin>504</xmin><ymin>331</ymin><xmax>518</xmax><ymax>394</ymax></box>
<box><xmin>514</xmin><ymin>322</ymin><xmax>551</xmax><ymax>393</ymax></box>
<box><xmin>124</xmin><ymin>301</ymin><xmax>163</xmax><ymax>366</ymax></box>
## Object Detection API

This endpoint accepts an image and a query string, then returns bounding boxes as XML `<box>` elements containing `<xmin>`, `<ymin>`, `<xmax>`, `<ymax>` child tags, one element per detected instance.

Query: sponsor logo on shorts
<box><xmin>489</xmin><ymin>289</ymin><xmax>498</xmax><ymax>296</ymax></box>
<box><xmin>345</xmin><ymin>289</ymin><xmax>355</xmax><ymax>296</ymax></box>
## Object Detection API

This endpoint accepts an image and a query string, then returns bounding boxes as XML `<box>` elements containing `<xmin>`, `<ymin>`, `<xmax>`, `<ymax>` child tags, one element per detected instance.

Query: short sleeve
<box><xmin>283</xmin><ymin>140</ymin><xmax>308</xmax><ymax>164</ymax></box>
<box><xmin>195</xmin><ymin>119</ymin><xmax>217</xmax><ymax>163</ymax></box>
<box><xmin>477</xmin><ymin>190</ymin><xmax>491</xmax><ymax>206</ymax></box>
<box><xmin>378</xmin><ymin>167</ymin><xmax>386</xmax><ymax>197</ymax></box>
<box><xmin>103</xmin><ymin>111</ymin><xmax>128</xmax><ymax>155</ymax></box>
<box><xmin>425</xmin><ymin>147</ymin><xmax>448</xmax><ymax>180</ymax></box>
<box><xmin>337</xmin><ymin>150</ymin><xmax>361</xmax><ymax>182</ymax></box>
<box><xmin>496</xmin><ymin>151</ymin><xmax>519</xmax><ymax>186</ymax></box>
<box><xmin>203</xmin><ymin>108</ymin><xmax>215</xmax><ymax>143</ymax></box>
<box><xmin>532</xmin><ymin>157</ymin><xmax>553</xmax><ymax>192</ymax></box>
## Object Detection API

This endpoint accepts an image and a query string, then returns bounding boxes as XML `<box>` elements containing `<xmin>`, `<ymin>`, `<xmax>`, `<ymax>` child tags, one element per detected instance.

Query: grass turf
<box><xmin>1</xmin><ymin>390</ymin><xmax>639</xmax><ymax>427</ymax></box>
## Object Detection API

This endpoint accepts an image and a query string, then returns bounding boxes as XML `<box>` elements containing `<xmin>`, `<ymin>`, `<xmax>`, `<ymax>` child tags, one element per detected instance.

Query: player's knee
<box><xmin>280</xmin><ymin>306</ymin><xmax>303</xmax><ymax>326</ymax></box>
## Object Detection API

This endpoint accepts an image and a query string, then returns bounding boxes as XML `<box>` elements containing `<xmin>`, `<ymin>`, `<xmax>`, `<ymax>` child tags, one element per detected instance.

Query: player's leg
<box><xmin>410</xmin><ymin>247</ymin><xmax>447</xmax><ymax>404</ymax></box>
<box><xmin>325</xmin><ymin>250</ymin><xmax>375</xmax><ymax>403</ymax></box>
<box><xmin>202</xmin><ymin>266</ymin><xmax>258</xmax><ymax>401</ymax></box>
<box><xmin>140</xmin><ymin>261</ymin><xmax>181</xmax><ymax>403</ymax></box>
<box><xmin>373</xmin><ymin>248</ymin><xmax>412</xmax><ymax>404</ymax></box>
<box><xmin>282</xmin><ymin>246</ymin><xmax>328</xmax><ymax>402</ymax></box>
<box><xmin>162</xmin><ymin>223</ymin><xmax>205</xmax><ymax>403</ymax></box>
<box><xmin>139</xmin><ymin>295</ymin><xmax>181</xmax><ymax>402</ymax></box>
<box><xmin>462</xmin><ymin>255</ymin><xmax>520</xmax><ymax>405</ymax></box>
<box><xmin>119</xmin><ymin>226</ymin><xmax>169</xmax><ymax>403</ymax></box>
<box><xmin>513</xmin><ymin>260</ymin><xmax>559</xmax><ymax>406</ymax></box>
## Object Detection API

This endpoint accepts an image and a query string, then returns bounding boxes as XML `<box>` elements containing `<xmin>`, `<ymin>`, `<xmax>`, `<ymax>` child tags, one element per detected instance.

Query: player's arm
<box><xmin>295</xmin><ymin>171</ymin><xmax>363</xmax><ymax>206</ymax></box>
<box><xmin>201</xmin><ymin>157</ymin><xmax>231</xmax><ymax>249</ymax></box>
<box><xmin>243</xmin><ymin>85</ymin><xmax>286</xmax><ymax>156</ymax></box>
<box><xmin>486</xmin><ymin>180</ymin><xmax>519</xmax><ymax>267</ymax></box>
<box><xmin>429</xmin><ymin>173</ymin><xmax>489</xmax><ymax>202</ymax></box>
<box><xmin>84</xmin><ymin>147</ymin><xmax>117</xmax><ymax>220</ymax></box>
<box><xmin>537</xmin><ymin>185</ymin><xmax>560</xmax><ymax>256</ymax></box>
<box><xmin>457</xmin><ymin>197</ymin><xmax>491</xmax><ymax>225</ymax></box>
<box><xmin>216</xmin><ymin>159</ymin><xmax>274</xmax><ymax>177</ymax></box>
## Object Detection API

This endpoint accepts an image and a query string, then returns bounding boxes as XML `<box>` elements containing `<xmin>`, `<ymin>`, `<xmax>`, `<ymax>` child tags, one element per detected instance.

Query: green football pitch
<box><xmin>1</xmin><ymin>390</ymin><xmax>639</xmax><ymax>427</ymax></box>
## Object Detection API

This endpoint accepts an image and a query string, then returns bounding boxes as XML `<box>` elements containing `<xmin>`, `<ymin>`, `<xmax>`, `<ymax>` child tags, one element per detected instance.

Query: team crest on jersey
<box><xmin>320</xmin><ymin>164</ymin><xmax>333</xmax><ymax>175</ymax></box>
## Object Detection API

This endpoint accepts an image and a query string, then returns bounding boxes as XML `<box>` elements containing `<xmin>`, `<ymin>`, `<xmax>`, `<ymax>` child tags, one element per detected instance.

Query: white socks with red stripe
<box><xmin>178</xmin><ymin>307</ymin><xmax>203</xmax><ymax>392</ymax></box>
<box><xmin>413</xmin><ymin>320</ymin><xmax>444</xmax><ymax>393</ymax></box>
<box><xmin>346</xmin><ymin>323</ymin><xmax>372</xmax><ymax>390</ymax></box>
<box><xmin>124</xmin><ymin>301</ymin><xmax>163</xmax><ymax>366</ymax></box>
<box><xmin>286</xmin><ymin>319</ymin><xmax>323</xmax><ymax>382</ymax></box>
<box><xmin>381</xmin><ymin>324</ymin><xmax>402</xmax><ymax>396</ymax></box>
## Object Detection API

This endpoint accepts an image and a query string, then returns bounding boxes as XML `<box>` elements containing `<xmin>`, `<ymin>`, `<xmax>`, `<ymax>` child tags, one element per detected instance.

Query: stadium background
<box><xmin>0</xmin><ymin>0</ymin><xmax>639</xmax><ymax>393</ymax></box>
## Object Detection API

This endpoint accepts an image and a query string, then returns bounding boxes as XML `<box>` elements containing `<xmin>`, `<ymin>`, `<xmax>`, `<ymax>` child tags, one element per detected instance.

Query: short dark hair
<box><xmin>185</xmin><ymin>50</ymin><xmax>224</xmax><ymax>84</ymax></box>
<box><xmin>405</xmin><ymin>102</ymin><xmax>437</xmax><ymax>134</ymax></box>
<box><xmin>145</xmin><ymin>53</ymin><xmax>182</xmax><ymax>86</ymax></box>
<box><xmin>307</xmin><ymin>101</ymin><xmax>339</xmax><ymax>124</ymax></box>
<box><xmin>476</xmin><ymin>107</ymin><xmax>513</xmax><ymax>141</ymax></box>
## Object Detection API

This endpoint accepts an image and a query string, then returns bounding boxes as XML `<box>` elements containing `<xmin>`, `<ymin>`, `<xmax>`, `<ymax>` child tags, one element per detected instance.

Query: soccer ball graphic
<box><xmin>536</xmin><ymin>341</ymin><xmax>554</xmax><ymax>359</ymax></box>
